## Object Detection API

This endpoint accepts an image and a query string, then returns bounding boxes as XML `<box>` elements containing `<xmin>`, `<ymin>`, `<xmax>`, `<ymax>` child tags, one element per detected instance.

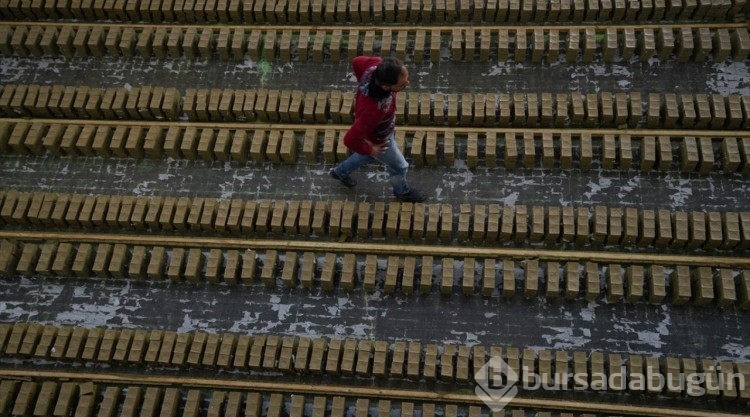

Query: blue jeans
<box><xmin>332</xmin><ymin>133</ymin><xmax>411</xmax><ymax>195</ymax></box>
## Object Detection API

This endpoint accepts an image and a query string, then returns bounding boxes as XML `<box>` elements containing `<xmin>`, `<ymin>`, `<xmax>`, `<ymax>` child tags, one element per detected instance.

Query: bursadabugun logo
<box><xmin>475</xmin><ymin>356</ymin><xmax>745</xmax><ymax>406</ymax></box>
<box><xmin>474</xmin><ymin>356</ymin><xmax>518</xmax><ymax>412</ymax></box>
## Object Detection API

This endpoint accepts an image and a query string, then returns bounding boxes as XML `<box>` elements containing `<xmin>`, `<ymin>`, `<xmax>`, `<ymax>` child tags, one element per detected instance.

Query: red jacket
<box><xmin>343</xmin><ymin>56</ymin><xmax>397</xmax><ymax>155</ymax></box>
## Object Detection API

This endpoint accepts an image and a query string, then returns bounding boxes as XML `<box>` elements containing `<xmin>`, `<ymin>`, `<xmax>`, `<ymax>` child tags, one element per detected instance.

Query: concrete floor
<box><xmin>2</xmin><ymin>50</ymin><xmax>750</xmax><ymax>371</ymax></box>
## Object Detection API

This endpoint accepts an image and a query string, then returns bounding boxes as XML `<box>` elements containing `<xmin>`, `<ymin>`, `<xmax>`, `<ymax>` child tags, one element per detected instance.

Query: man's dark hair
<box><xmin>373</xmin><ymin>58</ymin><xmax>404</xmax><ymax>86</ymax></box>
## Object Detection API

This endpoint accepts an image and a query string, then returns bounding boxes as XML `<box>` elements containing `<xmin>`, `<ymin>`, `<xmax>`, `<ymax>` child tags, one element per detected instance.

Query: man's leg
<box><xmin>331</xmin><ymin>152</ymin><xmax>373</xmax><ymax>187</ymax></box>
<box><xmin>373</xmin><ymin>134</ymin><xmax>411</xmax><ymax>195</ymax></box>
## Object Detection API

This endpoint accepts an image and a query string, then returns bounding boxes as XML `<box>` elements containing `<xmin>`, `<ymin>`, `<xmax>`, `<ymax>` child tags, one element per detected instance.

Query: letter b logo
<box><xmin>475</xmin><ymin>356</ymin><xmax>519</xmax><ymax>412</ymax></box>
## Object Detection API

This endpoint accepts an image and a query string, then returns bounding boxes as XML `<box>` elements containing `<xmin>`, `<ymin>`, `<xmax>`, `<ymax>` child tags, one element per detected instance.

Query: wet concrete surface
<box><xmin>2</xmin><ymin>49</ymin><xmax>750</xmax><ymax>366</ymax></box>
<box><xmin>0</xmin><ymin>273</ymin><xmax>748</xmax><ymax>362</ymax></box>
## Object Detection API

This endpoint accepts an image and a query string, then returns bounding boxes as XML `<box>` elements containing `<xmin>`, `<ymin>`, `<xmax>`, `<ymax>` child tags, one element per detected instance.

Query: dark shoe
<box><xmin>330</xmin><ymin>170</ymin><xmax>357</xmax><ymax>188</ymax></box>
<box><xmin>395</xmin><ymin>188</ymin><xmax>426</xmax><ymax>203</ymax></box>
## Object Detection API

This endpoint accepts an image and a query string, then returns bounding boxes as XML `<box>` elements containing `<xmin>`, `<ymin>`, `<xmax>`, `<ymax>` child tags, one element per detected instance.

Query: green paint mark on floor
<box><xmin>258</xmin><ymin>61</ymin><xmax>273</xmax><ymax>86</ymax></box>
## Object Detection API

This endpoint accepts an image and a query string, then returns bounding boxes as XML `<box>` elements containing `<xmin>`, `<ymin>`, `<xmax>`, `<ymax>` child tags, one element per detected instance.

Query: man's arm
<box><xmin>352</xmin><ymin>56</ymin><xmax>382</xmax><ymax>81</ymax></box>
<box><xmin>343</xmin><ymin>113</ymin><xmax>377</xmax><ymax>155</ymax></box>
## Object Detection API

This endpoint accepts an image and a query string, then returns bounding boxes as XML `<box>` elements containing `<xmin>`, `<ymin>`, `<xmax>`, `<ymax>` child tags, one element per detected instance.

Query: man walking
<box><xmin>330</xmin><ymin>56</ymin><xmax>426</xmax><ymax>203</ymax></box>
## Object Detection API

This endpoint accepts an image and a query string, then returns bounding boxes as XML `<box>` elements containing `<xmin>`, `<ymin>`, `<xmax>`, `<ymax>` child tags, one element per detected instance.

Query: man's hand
<box><xmin>368</xmin><ymin>140</ymin><xmax>389</xmax><ymax>156</ymax></box>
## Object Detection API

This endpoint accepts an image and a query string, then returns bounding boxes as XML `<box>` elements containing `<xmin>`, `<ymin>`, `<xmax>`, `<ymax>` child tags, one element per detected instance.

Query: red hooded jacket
<box><xmin>343</xmin><ymin>56</ymin><xmax>398</xmax><ymax>155</ymax></box>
